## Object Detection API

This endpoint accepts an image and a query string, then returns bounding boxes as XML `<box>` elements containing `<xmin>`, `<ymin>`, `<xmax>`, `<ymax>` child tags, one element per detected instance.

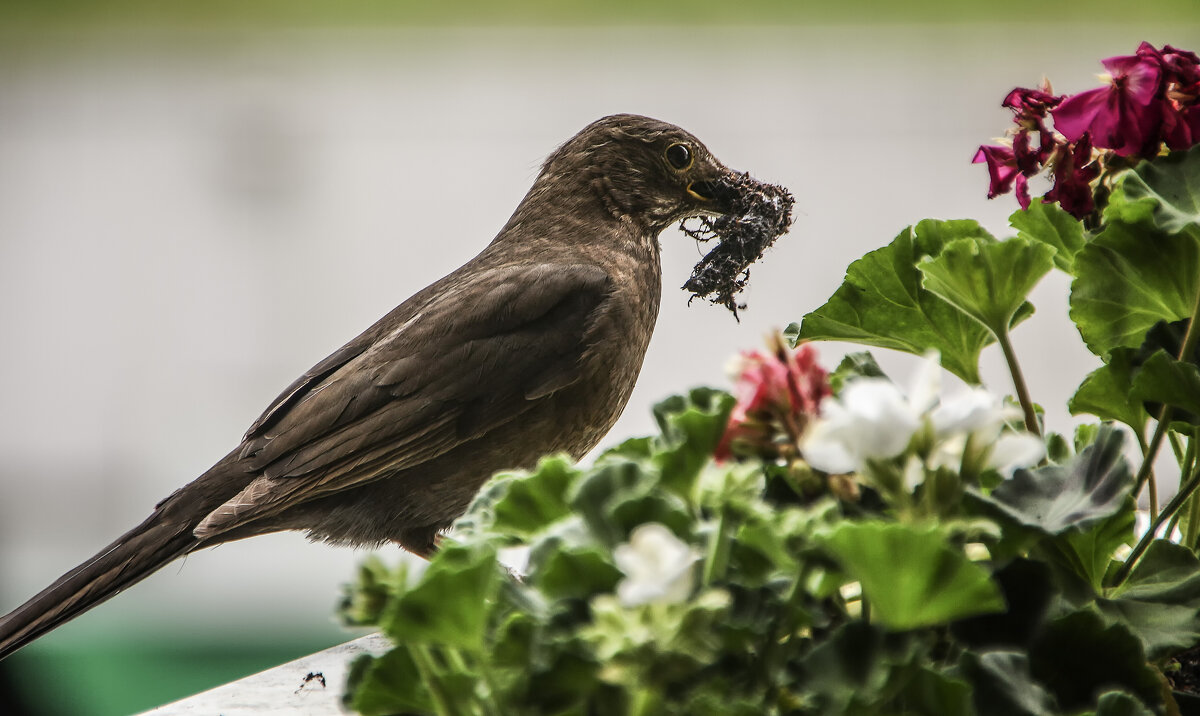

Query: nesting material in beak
<box><xmin>681</xmin><ymin>172</ymin><xmax>795</xmax><ymax>319</ymax></box>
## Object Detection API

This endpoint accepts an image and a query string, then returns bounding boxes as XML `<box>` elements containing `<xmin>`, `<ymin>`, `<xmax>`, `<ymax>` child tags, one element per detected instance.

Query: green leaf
<box><xmin>1010</xmin><ymin>199</ymin><xmax>1087</xmax><ymax>274</ymax></box>
<box><xmin>820</xmin><ymin>521</ymin><xmax>1005</xmax><ymax>630</ymax></box>
<box><xmin>1092</xmin><ymin>691</ymin><xmax>1156</xmax><ymax>716</ymax></box>
<box><xmin>486</xmin><ymin>456</ymin><xmax>579</xmax><ymax>538</ymax></box>
<box><xmin>898</xmin><ymin>667</ymin><xmax>977</xmax><ymax>716</ymax></box>
<box><xmin>527</xmin><ymin>526</ymin><xmax>622</xmax><ymax>600</ymax></box>
<box><xmin>1053</xmin><ymin>497</ymin><xmax>1136</xmax><ymax>592</ymax></box>
<box><xmin>952</xmin><ymin>559</ymin><xmax>1055</xmax><ymax>651</ymax></box>
<box><xmin>796</xmin><ymin>219</ymin><xmax>1013</xmax><ymax>383</ymax></box>
<box><xmin>918</xmin><ymin>237</ymin><xmax>1054</xmax><ymax>335</ymax></box>
<box><xmin>1069</xmin><ymin>221</ymin><xmax>1200</xmax><ymax>357</ymax></box>
<box><xmin>968</xmin><ymin>425</ymin><xmax>1132</xmax><ymax>536</ymax></box>
<box><xmin>568</xmin><ymin>460</ymin><xmax>655</xmax><ymax>545</ymax></box>
<box><xmin>1029</xmin><ymin>610</ymin><xmax>1162</xmax><ymax>713</ymax></box>
<box><xmin>581</xmin><ymin>591</ymin><xmax>732</xmax><ymax>685</ymax></box>
<box><xmin>337</xmin><ymin>554</ymin><xmax>398</xmax><ymax>627</ymax></box>
<box><xmin>797</xmin><ymin>621</ymin><xmax>894</xmax><ymax>712</ymax></box>
<box><xmin>1068</xmin><ymin>348</ymin><xmax>1148</xmax><ymax>433</ymax></box>
<box><xmin>827</xmin><ymin>350</ymin><xmax>888</xmax><ymax>394</ymax></box>
<box><xmin>957</xmin><ymin>650</ymin><xmax>1056</xmax><ymax>716</ymax></box>
<box><xmin>1099</xmin><ymin>540</ymin><xmax>1200</xmax><ymax>660</ymax></box>
<box><xmin>651</xmin><ymin>388</ymin><xmax>735</xmax><ymax>498</ymax></box>
<box><xmin>1130</xmin><ymin>349</ymin><xmax>1200</xmax><ymax>426</ymax></box>
<box><xmin>382</xmin><ymin>543</ymin><xmax>502</xmax><ymax>651</ymax></box>
<box><xmin>344</xmin><ymin>650</ymin><xmax>435</xmax><ymax>716</ymax></box>
<box><xmin>1107</xmin><ymin>144</ymin><xmax>1200</xmax><ymax>234</ymax></box>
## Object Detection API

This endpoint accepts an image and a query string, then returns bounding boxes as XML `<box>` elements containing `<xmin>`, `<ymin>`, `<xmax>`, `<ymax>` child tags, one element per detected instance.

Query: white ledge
<box><xmin>141</xmin><ymin>632</ymin><xmax>390</xmax><ymax>715</ymax></box>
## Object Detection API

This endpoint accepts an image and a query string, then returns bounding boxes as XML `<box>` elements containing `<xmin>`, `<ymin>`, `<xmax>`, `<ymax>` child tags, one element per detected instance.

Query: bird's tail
<box><xmin>0</xmin><ymin>516</ymin><xmax>200</xmax><ymax>660</ymax></box>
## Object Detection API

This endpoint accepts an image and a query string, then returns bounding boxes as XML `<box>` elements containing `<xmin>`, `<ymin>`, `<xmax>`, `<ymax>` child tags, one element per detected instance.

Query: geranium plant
<box><xmin>338</xmin><ymin>42</ymin><xmax>1200</xmax><ymax>715</ymax></box>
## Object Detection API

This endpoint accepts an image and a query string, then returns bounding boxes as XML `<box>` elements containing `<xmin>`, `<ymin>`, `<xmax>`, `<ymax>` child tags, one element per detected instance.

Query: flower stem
<box><xmin>1134</xmin><ymin>406</ymin><xmax>1172</xmax><ymax>509</ymax></box>
<box><xmin>409</xmin><ymin>645</ymin><xmax>462</xmax><ymax>716</ymax></box>
<box><xmin>631</xmin><ymin>686</ymin><xmax>662</xmax><ymax>716</ymax></box>
<box><xmin>1140</xmin><ymin>430</ymin><xmax>1159</xmax><ymax>521</ymax></box>
<box><xmin>1111</xmin><ymin>462</ymin><xmax>1200</xmax><ymax>589</ymax></box>
<box><xmin>995</xmin><ymin>329</ymin><xmax>1041</xmax><ymax>437</ymax></box>
<box><xmin>702</xmin><ymin>506</ymin><xmax>731</xmax><ymax>586</ymax></box>
<box><xmin>1186</xmin><ymin>488</ymin><xmax>1200</xmax><ymax>550</ymax></box>
<box><xmin>1169</xmin><ymin>436</ymin><xmax>1196</xmax><ymax>538</ymax></box>
<box><xmin>1134</xmin><ymin>279</ymin><xmax>1200</xmax><ymax>505</ymax></box>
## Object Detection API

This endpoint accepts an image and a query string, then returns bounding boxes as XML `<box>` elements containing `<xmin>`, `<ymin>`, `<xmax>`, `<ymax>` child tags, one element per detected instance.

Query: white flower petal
<box><xmin>987</xmin><ymin>433</ymin><xmax>1046</xmax><ymax>475</ymax></box>
<box><xmin>801</xmin><ymin>379</ymin><xmax>921</xmax><ymax>472</ymax></box>
<box><xmin>932</xmin><ymin>388</ymin><xmax>1019</xmax><ymax>440</ymax></box>
<box><xmin>837</xmin><ymin>380</ymin><xmax>921</xmax><ymax>459</ymax></box>
<box><xmin>801</xmin><ymin>418</ymin><xmax>859</xmax><ymax>473</ymax></box>
<box><xmin>907</xmin><ymin>351</ymin><xmax>943</xmax><ymax>415</ymax></box>
<box><xmin>613</xmin><ymin>523</ymin><xmax>699</xmax><ymax>607</ymax></box>
<box><xmin>902</xmin><ymin>455</ymin><xmax>926</xmax><ymax>490</ymax></box>
<box><xmin>929</xmin><ymin>433</ymin><xmax>968</xmax><ymax>472</ymax></box>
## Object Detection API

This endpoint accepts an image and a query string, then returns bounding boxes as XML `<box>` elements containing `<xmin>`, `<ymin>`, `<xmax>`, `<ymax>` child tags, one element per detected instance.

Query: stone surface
<box><xmin>141</xmin><ymin>632</ymin><xmax>390</xmax><ymax>715</ymax></box>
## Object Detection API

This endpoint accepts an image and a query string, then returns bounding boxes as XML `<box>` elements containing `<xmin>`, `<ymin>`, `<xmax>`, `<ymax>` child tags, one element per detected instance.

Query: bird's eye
<box><xmin>665</xmin><ymin>143</ymin><xmax>693</xmax><ymax>170</ymax></box>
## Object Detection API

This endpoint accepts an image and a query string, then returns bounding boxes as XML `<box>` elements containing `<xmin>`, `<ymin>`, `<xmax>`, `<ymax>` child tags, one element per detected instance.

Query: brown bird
<box><xmin>0</xmin><ymin>114</ymin><xmax>752</xmax><ymax>659</ymax></box>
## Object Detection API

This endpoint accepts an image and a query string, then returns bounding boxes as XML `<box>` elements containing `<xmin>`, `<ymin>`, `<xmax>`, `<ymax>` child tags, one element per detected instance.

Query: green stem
<box><xmin>1138</xmin><ymin>430</ymin><xmax>1158</xmax><ymax>521</ymax></box>
<box><xmin>1111</xmin><ymin>465</ymin><xmax>1200</xmax><ymax>588</ymax></box>
<box><xmin>995</xmin><ymin>329</ymin><xmax>1041</xmax><ymax>438</ymax></box>
<box><xmin>442</xmin><ymin>649</ymin><xmax>497</xmax><ymax>716</ymax></box>
<box><xmin>1136</xmin><ymin>279</ymin><xmax>1200</xmax><ymax>502</ymax></box>
<box><xmin>475</xmin><ymin>659</ymin><xmax>503</xmax><ymax>716</ymax></box>
<box><xmin>762</xmin><ymin>571</ymin><xmax>808</xmax><ymax>708</ymax></box>
<box><xmin>630</xmin><ymin>687</ymin><xmax>661</xmax><ymax>716</ymax></box>
<box><xmin>409</xmin><ymin>645</ymin><xmax>461</xmax><ymax>716</ymax></box>
<box><xmin>702</xmin><ymin>507</ymin><xmax>731</xmax><ymax>586</ymax></box>
<box><xmin>1136</xmin><ymin>430</ymin><xmax>1150</xmax><ymax>459</ymax></box>
<box><xmin>1185</xmin><ymin>487</ymin><xmax>1200</xmax><ymax>550</ymax></box>
<box><xmin>1170</xmin><ymin>436</ymin><xmax>1197</xmax><ymax>540</ymax></box>
<box><xmin>1134</xmin><ymin>405</ymin><xmax>1173</xmax><ymax>504</ymax></box>
<box><xmin>1169</xmin><ymin>430</ymin><xmax>1185</xmax><ymax>463</ymax></box>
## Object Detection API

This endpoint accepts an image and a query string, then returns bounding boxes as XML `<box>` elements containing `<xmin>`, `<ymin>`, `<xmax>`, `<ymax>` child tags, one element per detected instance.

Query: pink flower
<box><xmin>715</xmin><ymin>338</ymin><xmax>830</xmax><ymax>461</ymax></box>
<box><xmin>976</xmin><ymin>42</ymin><xmax>1200</xmax><ymax>217</ymax></box>
<box><xmin>1052</xmin><ymin>50</ymin><xmax>1163</xmax><ymax>156</ymax></box>
<box><xmin>1044</xmin><ymin>133</ymin><xmax>1100</xmax><ymax>220</ymax></box>
<box><xmin>1003</xmin><ymin>86</ymin><xmax>1063</xmax><ymax>161</ymax></box>
<box><xmin>1003</xmin><ymin>86</ymin><xmax>1063</xmax><ymax>124</ymax></box>
<box><xmin>1147</xmin><ymin>43</ymin><xmax>1200</xmax><ymax>149</ymax></box>
<box><xmin>973</xmin><ymin>84</ymin><xmax>1062</xmax><ymax>210</ymax></box>
<box><xmin>972</xmin><ymin>145</ymin><xmax>1031</xmax><ymax>209</ymax></box>
<box><xmin>1140</xmin><ymin>43</ymin><xmax>1199</xmax><ymax>87</ymax></box>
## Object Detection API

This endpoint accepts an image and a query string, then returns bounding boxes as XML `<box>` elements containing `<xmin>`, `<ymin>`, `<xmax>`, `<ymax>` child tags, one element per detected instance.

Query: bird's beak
<box><xmin>685</xmin><ymin>172</ymin><xmax>744</xmax><ymax>215</ymax></box>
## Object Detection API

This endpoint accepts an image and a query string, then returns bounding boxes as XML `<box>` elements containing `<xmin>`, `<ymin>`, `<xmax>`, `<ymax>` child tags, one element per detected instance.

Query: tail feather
<box><xmin>0</xmin><ymin>518</ymin><xmax>200</xmax><ymax>660</ymax></box>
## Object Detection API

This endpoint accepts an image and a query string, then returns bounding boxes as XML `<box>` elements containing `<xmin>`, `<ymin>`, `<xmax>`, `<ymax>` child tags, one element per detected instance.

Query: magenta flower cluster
<box><xmin>975</xmin><ymin>42</ymin><xmax>1200</xmax><ymax>219</ymax></box>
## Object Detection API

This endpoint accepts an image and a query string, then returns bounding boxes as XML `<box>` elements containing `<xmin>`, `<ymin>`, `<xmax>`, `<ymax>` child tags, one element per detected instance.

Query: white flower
<box><xmin>987</xmin><ymin>433</ymin><xmax>1046</xmax><ymax>474</ymax></box>
<box><xmin>801</xmin><ymin>351</ymin><xmax>1043</xmax><ymax>478</ymax></box>
<box><xmin>613</xmin><ymin>523</ymin><xmax>700</xmax><ymax>607</ymax></box>
<box><xmin>931</xmin><ymin>387</ymin><xmax>1021</xmax><ymax>442</ymax></box>
<box><xmin>801</xmin><ymin>379</ymin><xmax>922</xmax><ymax>473</ymax></box>
<box><xmin>929</xmin><ymin>387</ymin><xmax>1043</xmax><ymax>476</ymax></box>
<box><xmin>800</xmin><ymin>352</ymin><xmax>942</xmax><ymax>473</ymax></box>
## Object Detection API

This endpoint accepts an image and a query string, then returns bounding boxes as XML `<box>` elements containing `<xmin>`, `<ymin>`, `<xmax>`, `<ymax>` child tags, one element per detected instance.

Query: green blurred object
<box><xmin>3</xmin><ymin>631</ymin><xmax>349</xmax><ymax>716</ymax></box>
<box><xmin>0</xmin><ymin>0</ymin><xmax>1194</xmax><ymax>30</ymax></box>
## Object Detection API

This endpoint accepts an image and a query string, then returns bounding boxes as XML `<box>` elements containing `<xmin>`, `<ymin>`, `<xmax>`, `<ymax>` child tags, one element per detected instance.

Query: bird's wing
<box><xmin>193</xmin><ymin>261</ymin><xmax>612</xmax><ymax>538</ymax></box>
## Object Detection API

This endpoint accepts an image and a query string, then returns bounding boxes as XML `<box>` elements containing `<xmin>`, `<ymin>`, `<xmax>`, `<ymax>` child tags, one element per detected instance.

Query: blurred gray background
<box><xmin>0</xmin><ymin>6</ymin><xmax>1196</xmax><ymax>714</ymax></box>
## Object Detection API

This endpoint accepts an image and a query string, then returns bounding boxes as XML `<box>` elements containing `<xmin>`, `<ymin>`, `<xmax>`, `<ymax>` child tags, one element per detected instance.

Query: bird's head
<box><xmin>538</xmin><ymin>114</ymin><xmax>745</xmax><ymax>233</ymax></box>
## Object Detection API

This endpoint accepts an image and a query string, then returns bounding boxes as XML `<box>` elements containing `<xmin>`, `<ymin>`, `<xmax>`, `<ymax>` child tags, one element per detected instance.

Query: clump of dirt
<box><xmin>682</xmin><ymin>173</ymin><xmax>795</xmax><ymax>319</ymax></box>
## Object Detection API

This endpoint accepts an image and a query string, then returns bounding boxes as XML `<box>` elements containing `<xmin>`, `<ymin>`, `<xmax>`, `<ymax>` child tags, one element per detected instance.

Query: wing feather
<box><xmin>195</xmin><ymin>261</ymin><xmax>611</xmax><ymax>538</ymax></box>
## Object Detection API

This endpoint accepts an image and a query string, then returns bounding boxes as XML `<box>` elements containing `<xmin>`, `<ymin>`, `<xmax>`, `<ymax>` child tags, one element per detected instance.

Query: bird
<box><xmin>0</xmin><ymin>113</ymin><xmax>747</xmax><ymax>659</ymax></box>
